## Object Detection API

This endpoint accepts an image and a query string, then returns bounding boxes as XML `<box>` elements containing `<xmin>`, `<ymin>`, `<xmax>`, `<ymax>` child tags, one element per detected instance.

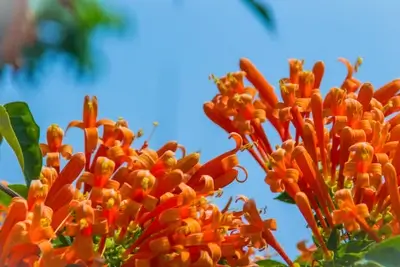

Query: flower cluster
<box><xmin>0</xmin><ymin>96</ymin><xmax>291</xmax><ymax>267</ymax></box>
<box><xmin>205</xmin><ymin>57</ymin><xmax>400</xmax><ymax>264</ymax></box>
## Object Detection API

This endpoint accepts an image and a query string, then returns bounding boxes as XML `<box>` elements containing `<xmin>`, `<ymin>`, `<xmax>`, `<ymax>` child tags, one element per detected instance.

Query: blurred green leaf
<box><xmin>53</xmin><ymin>234</ymin><xmax>72</xmax><ymax>248</ymax></box>
<box><xmin>241</xmin><ymin>0</ymin><xmax>275</xmax><ymax>32</ymax></box>
<box><xmin>0</xmin><ymin>184</ymin><xmax>28</xmax><ymax>205</ymax></box>
<box><xmin>11</xmin><ymin>0</ymin><xmax>127</xmax><ymax>81</ymax></box>
<box><xmin>256</xmin><ymin>259</ymin><xmax>287</xmax><ymax>267</ymax></box>
<box><xmin>322</xmin><ymin>238</ymin><xmax>374</xmax><ymax>266</ymax></box>
<box><xmin>354</xmin><ymin>261</ymin><xmax>384</xmax><ymax>267</ymax></box>
<box><xmin>363</xmin><ymin>235</ymin><xmax>400</xmax><ymax>267</ymax></box>
<box><xmin>337</xmin><ymin>240</ymin><xmax>374</xmax><ymax>257</ymax></box>
<box><xmin>327</xmin><ymin>227</ymin><xmax>340</xmax><ymax>251</ymax></box>
<box><xmin>4</xmin><ymin>102</ymin><xmax>42</xmax><ymax>187</ymax></box>
<box><xmin>274</xmin><ymin>192</ymin><xmax>295</xmax><ymax>204</ymax></box>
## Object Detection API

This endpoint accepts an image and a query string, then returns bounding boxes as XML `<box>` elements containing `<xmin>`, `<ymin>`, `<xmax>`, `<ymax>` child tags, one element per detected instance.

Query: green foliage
<box><xmin>274</xmin><ymin>192</ymin><xmax>295</xmax><ymax>204</ymax></box>
<box><xmin>330</xmin><ymin>239</ymin><xmax>374</xmax><ymax>266</ymax></box>
<box><xmin>308</xmin><ymin>234</ymin><xmax>400</xmax><ymax>267</ymax></box>
<box><xmin>0</xmin><ymin>105</ymin><xmax>25</xmax><ymax>173</ymax></box>
<box><xmin>256</xmin><ymin>259</ymin><xmax>287</xmax><ymax>266</ymax></box>
<box><xmin>0</xmin><ymin>184</ymin><xmax>28</xmax><ymax>205</ymax></box>
<box><xmin>3</xmin><ymin>102</ymin><xmax>42</xmax><ymax>187</ymax></box>
<box><xmin>218</xmin><ymin>258</ymin><xmax>229</xmax><ymax>265</ymax></box>
<box><xmin>19</xmin><ymin>0</ymin><xmax>126</xmax><ymax>80</ymax></box>
<box><xmin>94</xmin><ymin>227</ymin><xmax>142</xmax><ymax>267</ymax></box>
<box><xmin>326</xmin><ymin>228</ymin><xmax>340</xmax><ymax>251</ymax></box>
<box><xmin>53</xmin><ymin>234</ymin><xmax>72</xmax><ymax>248</ymax></box>
<box><xmin>363</xmin><ymin>235</ymin><xmax>400</xmax><ymax>267</ymax></box>
<box><xmin>241</xmin><ymin>0</ymin><xmax>275</xmax><ymax>32</ymax></box>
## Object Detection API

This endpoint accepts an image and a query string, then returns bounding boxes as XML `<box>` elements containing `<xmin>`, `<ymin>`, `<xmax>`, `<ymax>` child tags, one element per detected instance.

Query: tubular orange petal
<box><xmin>383</xmin><ymin>163</ymin><xmax>400</xmax><ymax>221</ymax></box>
<box><xmin>59</xmin><ymin>144</ymin><xmax>73</xmax><ymax>160</ymax></box>
<box><xmin>358</xmin><ymin>82</ymin><xmax>374</xmax><ymax>110</ymax></box>
<box><xmin>27</xmin><ymin>180</ymin><xmax>48</xmax><ymax>210</ymax></box>
<box><xmin>239</xmin><ymin>58</ymin><xmax>278</xmax><ymax>108</ymax></box>
<box><xmin>83</xmin><ymin>95</ymin><xmax>98</xmax><ymax>128</ymax></box>
<box><xmin>289</xmin><ymin>59</ymin><xmax>303</xmax><ymax>84</ymax></box>
<box><xmin>47</xmin><ymin>152</ymin><xmax>85</xmax><ymax>197</ymax></box>
<box><xmin>312</xmin><ymin>61</ymin><xmax>324</xmax><ymax>89</ymax></box>
<box><xmin>373</xmin><ymin>79</ymin><xmax>400</xmax><ymax>105</ymax></box>
<box><xmin>39</xmin><ymin>143</ymin><xmax>49</xmax><ymax>157</ymax></box>
<box><xmin>299</xmin><ymin>71</ymin><xmax>315</xmax><ymax>98</ymax></box>
<box><xmin>66</xmin><ymin>120</ymin><xmax>85</xmax><ymax>132</ymax></box>
<box><xmin>0</xmin><ymin>198</ymin><xmax>28</xmax><ymax>246</ymax></box>
<box><xmin>295</xmin><ymin>192</ymin><xmax>330</xmax><ymax>257</ymax></box>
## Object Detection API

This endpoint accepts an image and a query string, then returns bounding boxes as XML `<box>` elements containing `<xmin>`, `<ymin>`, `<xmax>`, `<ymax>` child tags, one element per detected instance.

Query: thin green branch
<box><xmin>0</xmin><ymin>183</ymin><xmax>22</xmax><ymax>198</ymax></box>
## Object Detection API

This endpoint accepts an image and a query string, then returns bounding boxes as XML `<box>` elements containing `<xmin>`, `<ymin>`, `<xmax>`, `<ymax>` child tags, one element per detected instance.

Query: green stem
<box><xmin>0</xmin><ymin>183</ymin><xmax>22</xmax><ymax>198</ymax></box>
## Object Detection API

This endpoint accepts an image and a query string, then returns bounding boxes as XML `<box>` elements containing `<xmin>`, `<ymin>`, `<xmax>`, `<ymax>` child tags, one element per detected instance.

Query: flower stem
<box><xmin>0</xmin><ymin>183</ymin><xmax>22</xmax><ymax>198</ymax></box>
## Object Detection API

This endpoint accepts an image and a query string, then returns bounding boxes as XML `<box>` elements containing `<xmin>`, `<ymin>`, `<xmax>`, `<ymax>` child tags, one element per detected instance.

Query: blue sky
<box><xmin>1</xmin><ymin>0</ymin><xmax>400</xmax><ymax>261</ymax></box>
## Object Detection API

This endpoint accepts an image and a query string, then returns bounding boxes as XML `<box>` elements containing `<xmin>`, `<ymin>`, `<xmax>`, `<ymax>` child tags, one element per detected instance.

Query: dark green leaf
<box><xmin>336</xmin><ymin>253</ymin><xmax>364</xmax><ymax>265</ymax></box>
<box><xmin>332</xmin><ymin>239</ymin><xmax>375</xmax><ymax>265</ymax></box>
<box><xmin>0</xmin><ymin>184</ymin><xmax>28</xmax><ymax>205</ymax></box>
<box><xmin>241</xmin><ymin>0</ymin><xmax>275</xmax><ymax>32</ymax></box>
<box><xmin>52</xmin><ymin>234</ymin><xmax>72</xmax><ymax>248</ymax></box>
<box><xmin>353</xmin><ymin>230</ymin><xmax>368</xmax><ymax>240</ymax></box>
<box><xmin>363</xmin><ymin>235</ymin><xmax>400</xmax><ymax>267</ymax></box>
<box><xmin>4</xmin><ymin>102</ymin><xmax>42</xmax><ymax>187</ymax></box>
<box><xmin>274</xmin><ymin>192</ymin><xmax>295</xmax><ymax>204</ymax></box>
<box><xmin>327</xmin><ymin>228</ymin><xmax>340</xmax><ymax>251</ymax></box>
<box><xmin>256</xmin><ymin>259</ymin><xmax>287</xmax><ymax>267</ymax></box>
<box><xmin>218</xmin><ymin>258</ymin><xmax>229</xmax><ymax>265</ymax></box>
<box><xmin>337</xmin><ymin>239</ymin><xmax>374</xmax><ymax>256</ymax></box>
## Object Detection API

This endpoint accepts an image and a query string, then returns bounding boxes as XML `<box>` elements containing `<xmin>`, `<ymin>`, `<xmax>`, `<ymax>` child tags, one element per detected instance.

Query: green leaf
<box><xmin>327</xmin><ymin>228</ymin><xmax>340</xmax><ymax>251</ymax></box>
<box><xmin>337</xmin><ymin>239</ymin><xmax>374</xmax><ymax>256</ymax></box>
<box><xmin>0</xmin><ymin>105</ymin><xmax>25</xmax><ymax>169</ymax></box>
<box><xmin>3</xmin><ymin>102</ymin><xmax>42</xmax><ymax>187</ymax></box>
<box><xmin>52</xmin><ymin>234</ymin><xmax>72</xmax><ymax>248</ymax></box>
<box><xmin>12</xmin><ymin>0</ymin><xmax>127</xmax><ymax>82</ymax></box>
<box><xmin>0</xmin><ymin>184</ymin><xmax>28</xmax><ymax>205</ymax></box>
<box><xmin>363</xmin><ymin>235</ymin><xmax>400</xmax><ymax>267</ymax></box>
<box><xmin>241</xmin><ymin>0</ymin><xmax>276</xmax><ymax>32</ymax></box>
<box><xmin>355</xmin><ymin>260</ymin><xmax>384</xmax><ymax>267</ymax></box>
<box><xmin>274</xmin><ymin>192</ymin><xmax>295</xmax><ymax>204</ymax></box>
<box><xmin>256</xmin><ymin>259</ymin><xmax>287</xmax><ymax>267</ymax></box>
<box><xmin>331</xmin><ymin>239</ymin><xmax>375</xmax><ymax>265</ymax></box>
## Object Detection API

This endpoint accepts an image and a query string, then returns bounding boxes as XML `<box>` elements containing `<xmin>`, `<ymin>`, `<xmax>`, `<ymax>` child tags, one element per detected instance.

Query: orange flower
<box><xmin>9</xmin><ymin>51</ymin><xmax>400</xmax><ymax>267</ymax></box>
<box><xmin>205</xmin><ymin>57</ymin><xmax>400</xmax><ymax>263</ymax></box>
<box><xmin>296</xmin><ymin>240</ymin><xmax>317</xmax><ymax>263</ymax></box>
<box><xmin>332</xmin><ymin>189</ymin><xmax>379</xmax><ymax>241</ymax></box>
<box><xmin>238</xmin><ymin>197</ymin><xmax>293</xmax><ymax>266</ymax></box>
<box><xmin>40</xmin><ymin>124</ymin><xmax>73</xmax><ymax>173</ymax></box>
<box><xmin>64</xmin><ymin>200</ymin><xmax>108</xmax><ymax>263</ymax></box>
<box><xmin>0</xmin><ymin>196</ymin><xmax>57</xmax><ymax>266</ymax></box>
<box><xmin>295</xmin><ymin>192</ymin><xmax>330</xmax><ymax>257</ymax></box>
<box><xmin>76</xmin><ymin>156</ymin><xmax>119</xmax><ymax>204</ymax></box>
<box><xmin>66</xmin><ymin>96</ymin><xmax>114</xmax><ymax>174</ymax></box>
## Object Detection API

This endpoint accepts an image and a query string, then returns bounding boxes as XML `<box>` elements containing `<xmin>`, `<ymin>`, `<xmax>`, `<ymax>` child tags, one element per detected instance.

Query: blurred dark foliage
<box><xmin>241</xmin><ymin>0</ymin><xmax>276</xmax><ymax>33</ymax></box>
<box><xmin>0</xmin><ymin>0</ymin><xmax>273</xmax><ymax>84</ymax></box>
<box><xmin>0</xmin><ymin>0</ymin><xmax>127</xmax><ymax>83</ymax></box>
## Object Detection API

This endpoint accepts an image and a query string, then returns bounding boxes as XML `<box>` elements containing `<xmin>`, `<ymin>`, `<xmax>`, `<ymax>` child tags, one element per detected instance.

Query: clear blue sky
<box><xmin>1</xmin><ymin>0</ymin><xmax>400</xmax><ymax>261</ymax></box>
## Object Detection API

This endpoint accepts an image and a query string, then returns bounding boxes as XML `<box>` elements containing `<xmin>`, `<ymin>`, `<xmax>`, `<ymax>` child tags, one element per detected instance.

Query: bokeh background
<box><xmin>0</xmin><ymin>0</ymin><xmax>399</xmax><ymax>261</ymax></box>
